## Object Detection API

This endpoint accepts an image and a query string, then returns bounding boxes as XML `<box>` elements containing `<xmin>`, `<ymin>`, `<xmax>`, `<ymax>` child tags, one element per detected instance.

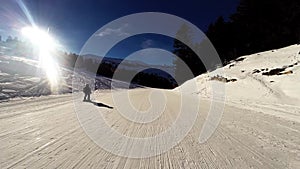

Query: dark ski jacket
<box><xmin>83</xmin><ymin>86</ymin><xmax>91</xmax><ymax>94</ymax></box>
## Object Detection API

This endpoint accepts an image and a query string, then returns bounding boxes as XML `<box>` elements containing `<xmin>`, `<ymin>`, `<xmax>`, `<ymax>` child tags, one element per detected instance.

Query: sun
<box><xmin>21</xmin><ymin>26</ymin><xmax>60</xmax><ymax>91</ymax></box>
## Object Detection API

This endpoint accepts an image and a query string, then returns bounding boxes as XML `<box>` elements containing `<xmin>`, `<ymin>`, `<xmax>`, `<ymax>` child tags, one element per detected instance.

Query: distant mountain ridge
<box><xmin>80</xmin><ymin>54</ymin><xmax>175</xmax><ymax>77</ymax></box>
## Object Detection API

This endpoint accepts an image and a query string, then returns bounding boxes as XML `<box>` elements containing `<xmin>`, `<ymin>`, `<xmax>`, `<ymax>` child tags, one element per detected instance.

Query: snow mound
<box><xmin>178</xmin><ymin>44</ymin><xmax>300</xmax><ymax>106</ymax></box>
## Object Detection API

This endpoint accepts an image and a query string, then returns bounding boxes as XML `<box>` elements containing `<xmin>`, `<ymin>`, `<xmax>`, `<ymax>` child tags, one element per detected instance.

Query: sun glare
<box><xmin>21</xmin><ymin>26</ymin><xmax>60</xmax><ymax>91</ymax></box>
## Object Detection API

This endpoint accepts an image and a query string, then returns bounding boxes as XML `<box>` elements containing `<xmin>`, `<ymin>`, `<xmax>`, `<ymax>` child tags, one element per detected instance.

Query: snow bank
<box><xmin>178</xmin><ymin>44</ymin><xmax>300</xmax><ymax>106</ymax></box>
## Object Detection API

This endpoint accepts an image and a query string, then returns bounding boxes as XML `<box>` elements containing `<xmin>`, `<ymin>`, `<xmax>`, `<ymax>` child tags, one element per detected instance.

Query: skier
<box><xmin>83</xmin><ymin>84</ymin><xmax>91</xmax><ymax>101</ymax></box>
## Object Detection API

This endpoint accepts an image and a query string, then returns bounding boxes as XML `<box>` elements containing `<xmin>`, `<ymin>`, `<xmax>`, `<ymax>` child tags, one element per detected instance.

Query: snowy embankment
<box><xmin>0</xmin><ymin>54</ymin><xmax>142</xmax><ymax>101</ymax></box>
<box><xmin>175</xmin><ymin>44</ymin><xmax>300</xmax><ymax>123</ymax></box>
<box><xmin>179</xmin><ymin>44</ymin><xmax>300</xmax><ymax>106</ymax></box>
<box><xmin>0</xmin><ymin>55</ymin><xmax>93</xmax><ymax>101</ymax></box>
<box><xmin>0</xmin><ymin>55</ymin><xmax>60</xmax><ymax>100</ymax></box>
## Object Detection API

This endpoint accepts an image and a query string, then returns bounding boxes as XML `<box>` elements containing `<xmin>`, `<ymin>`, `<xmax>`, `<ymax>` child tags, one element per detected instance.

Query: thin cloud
<box><xmin>95</xmin><ymin>23</ymin><xmax>130</xmax><ymax>37</ymax></box>
<box><xmin>141</xmin><ymin>39</ymin><xmax>154</xmax><ymax>48</ymax></box>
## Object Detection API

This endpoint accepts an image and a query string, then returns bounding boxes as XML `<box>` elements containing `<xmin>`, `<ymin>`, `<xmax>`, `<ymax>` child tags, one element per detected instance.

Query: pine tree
<box><xmin>173</xmin><ymin>24</ymin><xmax>205</xmax><ymax>85</ymax></box>
<box><xmin>207</xmin><ymin>0</ymin><xmax>300</xmax><ymax>64</ymax></box>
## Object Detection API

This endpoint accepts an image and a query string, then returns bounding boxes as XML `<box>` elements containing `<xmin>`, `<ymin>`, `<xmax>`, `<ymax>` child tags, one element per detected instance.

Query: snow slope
<box><xmin>179</xmin><ymin>44</ymin><xmax>300</xmax><ymax>106</ymax></box>
<box><xmin>0</xmin><ymin>55</ymin><xmax>74</xmax><ymax>100</ymax></box>
<box><xmin>0</xmin><ymin>54</ymin><xmax>143</xmax><ymax>101</ymax></box>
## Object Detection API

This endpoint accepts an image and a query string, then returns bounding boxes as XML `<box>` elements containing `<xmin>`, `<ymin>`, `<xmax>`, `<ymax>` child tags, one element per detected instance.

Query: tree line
<box><xmin>173</xmin><ymin>0</ymin><xmax>300</xmax><ymax>83</ymax></box>
<box><xmin>207</xmin><ymin>0</ymin><xmax>300</xmax><ymax>62</ymax></box>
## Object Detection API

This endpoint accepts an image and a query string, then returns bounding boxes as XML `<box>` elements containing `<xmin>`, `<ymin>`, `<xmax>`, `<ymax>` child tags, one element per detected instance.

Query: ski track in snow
<box><xmin>0</xmin><ymin>90</ymin><xmax>299</xmax><ymax>169</ymax></box>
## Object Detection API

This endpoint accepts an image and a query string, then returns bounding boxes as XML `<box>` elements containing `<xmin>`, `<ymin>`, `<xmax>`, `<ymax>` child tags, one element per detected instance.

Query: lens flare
<box><xmin>21</xmin><ymin>26</ymin><xmax>60</xmax><ymax>91</ymax></box>
<box><xmin>21</xmin><ymin>27</ymin><xmax>56</xmax><ymax>49</ymax></box>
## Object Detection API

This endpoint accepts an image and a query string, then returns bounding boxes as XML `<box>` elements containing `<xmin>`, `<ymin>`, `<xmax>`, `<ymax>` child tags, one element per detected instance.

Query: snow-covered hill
<box><xmin>179</xmin><ymin>44</ymin><xmax>300</xmax><ymax>106</ymax></box>
<box><xmin>0</xmin><ymin>55</ymin><xmax>73</xmax><ymax>100</ymax></box>
<box><xmin>0</xmin><ymin>54</ymin><xmax>143</xmax><ymax>101</ymax></box>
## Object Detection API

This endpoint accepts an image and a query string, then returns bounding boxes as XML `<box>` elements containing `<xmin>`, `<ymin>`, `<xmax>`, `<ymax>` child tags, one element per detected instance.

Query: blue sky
<box><xmin>0</xmin><ymin>0</ymin><xmax>239</xmax><ymax>65</ymax></box>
